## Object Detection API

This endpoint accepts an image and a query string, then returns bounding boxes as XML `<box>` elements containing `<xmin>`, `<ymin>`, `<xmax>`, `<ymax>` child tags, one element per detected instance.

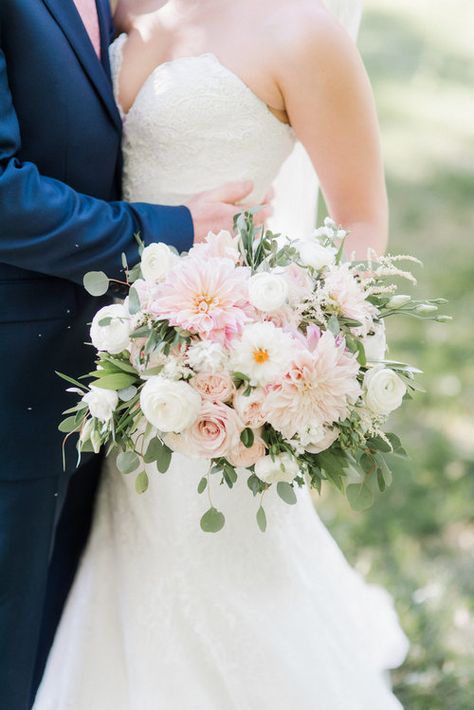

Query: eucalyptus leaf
<box><xmin>116</xmin><ymin>451</ymin><xmax>140</xmax><ymax>475</ymax></box>
<box><xmin>277</xmin><ymin>481</ymin><xmax>297</xmax><ymax>505</ymax></box>
<box><xmin>156</xmin><ymin>444</ymin><xmax>172</xmax><ymax>473</ymax></box>
<box><xmin>118</xmin><ymin>386</ymin><xmax>138</xmax><ymax>402</ymax></box>
<box><xmin>346</xmin><ymin>482</ymin><xmax>374</xmax><ymax>511</ymax></box>
<box><xmin>200</xmin><ymin>507</ymin><xmax>225</xmax><ymax>533</ymax></box>
<box><xmin>256</xmin><ymin>506</ymin><xmax>267</xmax><ymax>532</ymax></box>
<box><xmin>58</xmin><ymin>416</ymin><xmax>80</xmax><ymax>433</ymax></box>
<box><xmin>197</xmin><ymin>477</ymin><xmax>208</xmax><ymax>494</ymax></box>
<box><xmin>128</xmin><ymin>286</ymin><xmax>141</xmax><ymax>315</ymax></box>
<box><xmin>135</xmin><ymin>470</ymin><xmax>149</xmax><ymax>494</ymax></box>
<box><xmin>143</xmin><ymin>437</ymin><xmax>164</xmax><ymax>464</ymax></box>
<box><xmin>83</xmin><ymin>271</ymin><xmax>109</xmax><ymax>297</ymax></box>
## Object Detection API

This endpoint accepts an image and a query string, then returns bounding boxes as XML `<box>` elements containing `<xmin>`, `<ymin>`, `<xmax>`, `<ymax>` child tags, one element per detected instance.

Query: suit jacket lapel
<box><xmin>96</xmin><ymin>0</ymin><xmax>114</xmax><ymax>79</ymax></box>
<box><xmin>41</xmin><ymin>0</ymin><xmax>121</xmax><ymax>132</ymax></box>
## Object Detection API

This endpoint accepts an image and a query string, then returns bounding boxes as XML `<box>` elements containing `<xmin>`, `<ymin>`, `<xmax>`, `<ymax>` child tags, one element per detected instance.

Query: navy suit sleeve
<box><xmin>0</xmin><ymin>49</ymin><xmax>194</xmax><ymax>284</ymax></box>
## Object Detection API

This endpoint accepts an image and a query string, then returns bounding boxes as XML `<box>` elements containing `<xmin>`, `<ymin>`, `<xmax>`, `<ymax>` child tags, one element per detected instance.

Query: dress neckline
<box><xmin>111</xmin><ymin>33</ymin><xmax>293</xmax><ymax>136</ymax></box>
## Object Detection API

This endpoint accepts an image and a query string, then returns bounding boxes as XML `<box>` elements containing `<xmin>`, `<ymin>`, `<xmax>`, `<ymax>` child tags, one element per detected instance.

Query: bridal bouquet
<box><xmin>59</xmin><ymin>213</ymin><xmax>448</xmax><ymax>532</ymax></box>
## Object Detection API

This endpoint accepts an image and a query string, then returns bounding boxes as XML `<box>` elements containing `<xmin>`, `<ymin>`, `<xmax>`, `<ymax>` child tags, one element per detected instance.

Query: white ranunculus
<box><xmin>255</xmin><ymin>453</ymin><xmax>299</xmax><ymax>484</ymax></box>
<box><xmin>90</xmin><ymin>304</ymin><xmax>132</xmax><ymax>354</ymax></box>
<box><xmin>248</xmin><ymin>272</ymin><xmax>289</xmax><ymax>312</ymax></box>
<box><xmin>82</xmin><ymin>386</ymin><xmax>119</xmax><ymax>423</ymax></box>
<box><xmin>297</xmin><ymin>240</ymin><xmax>337</xmax><ymax>271</ymax></box>
<box><xmin>186</xmin><ymin>340</ymin><xmax>228</xmax><ymax>373</ymax></box>
<box><xmin>364</xmin><ymin>366</ymin><xmax>407</xmax><ymax>416</ymax></box>
<box><xmin>140</xmin><ymin>376</ymin><xmax>201</xmax><ymax>432</ymax></box>
<box><xmin>363</xmin><ymin>321</ymin><xmax>387</xmax><ymax>362</ymax></box>
<box><xmin>140</xmin><ymin>242</ymin><xmax>175</xmax><ymax>283</ymax></box>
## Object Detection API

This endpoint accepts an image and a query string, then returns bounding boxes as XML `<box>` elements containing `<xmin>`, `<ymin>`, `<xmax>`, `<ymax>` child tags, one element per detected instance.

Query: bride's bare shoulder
<box><xmin>268</xmin><ymin>0</ymin><xmax>358</xmax><ymax>63</ymax></box>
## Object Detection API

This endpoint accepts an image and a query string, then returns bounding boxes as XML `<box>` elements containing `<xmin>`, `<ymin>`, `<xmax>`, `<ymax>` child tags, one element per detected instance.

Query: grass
<box><xmin>318</xmin><ymin>2</ymin><xmax>474</xmax><ymax>708</ymax></box>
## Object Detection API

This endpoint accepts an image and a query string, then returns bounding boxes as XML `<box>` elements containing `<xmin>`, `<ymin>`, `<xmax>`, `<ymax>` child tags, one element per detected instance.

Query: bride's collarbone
<box><xmin>117</xmin><ymin>27</ymin><xmax>289</xmax><ymax>124</ymax></box>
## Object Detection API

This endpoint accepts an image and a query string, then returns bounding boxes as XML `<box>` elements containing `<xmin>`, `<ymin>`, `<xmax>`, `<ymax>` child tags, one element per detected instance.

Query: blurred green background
<box><xmin>319</xmin><ymin>1</ymin><xmax>474</xmax><ymax>708</ymax></box>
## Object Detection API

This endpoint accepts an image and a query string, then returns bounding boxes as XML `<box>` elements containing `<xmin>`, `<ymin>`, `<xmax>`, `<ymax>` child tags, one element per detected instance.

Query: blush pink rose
<box><xmin>184</xmin><ymin>401</ymin><xmax>243</xmax><ymax>459</ymax></box>
<box><xmin>233</xmin><ymin>388</ymin><xmax>267</xmax><ymax>428</ymax></box>
<box><xmin>190</xmin><ymin>372</ymin><xmax>235</xmax><ymax>403</ymax></box>
<box><xmin>227</xmin><ymin>431</ymin><xmax>267</xmax><ymax>468</ymax></box>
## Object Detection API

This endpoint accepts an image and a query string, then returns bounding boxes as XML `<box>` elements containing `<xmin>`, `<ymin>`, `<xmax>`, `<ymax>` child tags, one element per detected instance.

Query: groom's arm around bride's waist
<box><xmin>0</xmin><ymin>47</ymin><xmax>193</xmax><ymax>284</ymax></box>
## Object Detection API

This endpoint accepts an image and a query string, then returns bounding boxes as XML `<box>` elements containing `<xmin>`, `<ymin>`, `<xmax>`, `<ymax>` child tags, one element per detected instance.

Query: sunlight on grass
<box><xmin>318</xmin><ymin>2</ymin><xmax>474</xmax><ymax>708</ymax></box>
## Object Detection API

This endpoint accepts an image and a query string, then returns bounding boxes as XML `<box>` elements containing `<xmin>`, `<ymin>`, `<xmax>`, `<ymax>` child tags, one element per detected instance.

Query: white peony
<box><xmin>297</xmin><ymin>240</ymin><xmax>337</xmax><ymax>271</ymax></box>
<box><xmin>140</xmin><ymin>376</ymin><xmax>201</xmax><ymax>432</ymax></box>
<box><xmin>140</xmin><ymin>242</ymin><xmax>175</xmax><ymax>283</ymax></box>
<box><xmin>90</xmin><ymin>304</ymin><xmax>132</xmax><ymax>354</ymax></box>
<box><xmin>362</xmin><ymin>321</ymin><xmax>387</xmax><ymax>362</ymax></box>
<box><xmin>82</xmin><ymin>386</ymin><xmax>119</xmax><ymax>423</ymax></box>
<box><xmin>364</xmin><ymin>366</ymin><xmax>407</xmax><ymax>416</ymax></box>
<box><xmin>248</xmin><ymin>272</ymin><xmax>289</xmax><ymax>312</ymax></box>
<box><xmin>186</xmin><ymin>340</ymin><xmax>228</xmax><ymax>373</ymax></box>
<box><xmin>230</xmin><ymin>322</ymin><xmax>295</xmax><ymax>387</ymax></box>
<box><xmin>255</xmin><ymin>453</ymin><xmax>299</xmax><ymax>484</ymax></box>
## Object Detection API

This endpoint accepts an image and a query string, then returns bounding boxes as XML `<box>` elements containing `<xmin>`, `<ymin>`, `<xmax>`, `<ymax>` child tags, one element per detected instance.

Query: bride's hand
<box><xmin>186</xmin><ymin>181</ymin><xmax>273</xmax><ymax>243</ymax></box>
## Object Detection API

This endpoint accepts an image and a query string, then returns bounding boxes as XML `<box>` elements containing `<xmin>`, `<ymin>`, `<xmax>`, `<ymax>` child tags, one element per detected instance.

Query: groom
<box><xmin>0</xmin><ymin>2</ymin><xmax>268</xmax><ymax>709</ymax></box>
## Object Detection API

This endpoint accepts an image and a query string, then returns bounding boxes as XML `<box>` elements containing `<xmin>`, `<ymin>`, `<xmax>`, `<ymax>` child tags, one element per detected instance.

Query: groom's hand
<box><xmin>186</xmin><ymin>181</ymin><xmax>273</xmax><ymax>243</ymax></box>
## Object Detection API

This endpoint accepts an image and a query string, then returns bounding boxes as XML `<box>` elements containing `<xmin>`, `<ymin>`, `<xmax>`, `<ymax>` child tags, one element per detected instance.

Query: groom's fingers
<box><xmin>207</xmin><ymin>180</ymin><xmax>254</xmax><ymax>204</ymax></box>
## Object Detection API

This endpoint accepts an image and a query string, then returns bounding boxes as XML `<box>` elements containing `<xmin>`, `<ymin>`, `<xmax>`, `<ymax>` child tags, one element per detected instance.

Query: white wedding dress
<box><xmin>34</xmin><ymin>33</ymin><xmax>409</xmax><ymax>710</ymax></box>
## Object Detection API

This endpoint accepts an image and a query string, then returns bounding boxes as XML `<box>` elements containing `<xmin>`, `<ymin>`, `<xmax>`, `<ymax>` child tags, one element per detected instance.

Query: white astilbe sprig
<box><xmin>359</xmin><ymin>249</ymin><xmax>422</xmax><ymax>287</ymax></box>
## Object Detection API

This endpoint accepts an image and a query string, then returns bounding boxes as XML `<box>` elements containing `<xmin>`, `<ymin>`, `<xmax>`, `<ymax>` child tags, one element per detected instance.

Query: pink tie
<box><xmin>73</xmin><ymin>0</ymin><xmax>101</xmax><ymax>59</ymax></box>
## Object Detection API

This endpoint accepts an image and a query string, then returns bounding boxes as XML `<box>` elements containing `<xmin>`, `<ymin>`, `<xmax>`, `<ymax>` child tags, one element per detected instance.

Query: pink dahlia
<box><xmin>263</xmin><ymin>331</ymin><xmax>361</xmax><ymax>439</ymax></box>
<box><xmin>150</xmin><ymin>257</ymin><xmax>250</xmax><ymax>343</ymax></box>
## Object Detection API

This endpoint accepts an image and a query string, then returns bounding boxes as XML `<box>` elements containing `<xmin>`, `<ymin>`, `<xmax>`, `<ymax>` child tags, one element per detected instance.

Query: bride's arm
<box><xmin>276</xmin><ymin>9</ymin><xmax>388</xmax><ymax>258</ymax></box>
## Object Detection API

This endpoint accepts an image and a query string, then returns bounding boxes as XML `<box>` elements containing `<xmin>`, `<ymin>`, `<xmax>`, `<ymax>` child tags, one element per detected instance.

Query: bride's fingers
<box><xmin>206</xmin><ymin>180</ymin><xmax>254</xmax><ymax>204</ymax></box>
<box><xmin>262</xmin><ymin>186</ymin><xmax>275</xmax><ymax>204</ymax></box>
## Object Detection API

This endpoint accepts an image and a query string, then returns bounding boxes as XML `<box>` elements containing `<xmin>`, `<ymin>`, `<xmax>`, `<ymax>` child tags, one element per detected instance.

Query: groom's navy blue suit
<box><xmin>0</xmin><ymin>1</ymin><xmax>193</xmax><ymax>708</ymax></box>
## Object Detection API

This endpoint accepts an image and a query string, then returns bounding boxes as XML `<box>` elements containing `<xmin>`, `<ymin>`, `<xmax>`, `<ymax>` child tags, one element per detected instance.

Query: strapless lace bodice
<box><xmin>109</xmin><ymin>34</ymin><xmax>296</xmax><ymax>206</ymax></box>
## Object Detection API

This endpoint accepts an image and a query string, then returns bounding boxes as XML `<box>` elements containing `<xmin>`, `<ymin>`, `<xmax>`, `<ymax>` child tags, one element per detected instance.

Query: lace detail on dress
<box><xmin>108</xmin><ymin>33</ymin><xmax>127</xmax><ymax>121</ymax></box>
<box><xmin>109</xmin><ymin>34</ymin><xmax>295</xmax><ymax>206</ymax></box>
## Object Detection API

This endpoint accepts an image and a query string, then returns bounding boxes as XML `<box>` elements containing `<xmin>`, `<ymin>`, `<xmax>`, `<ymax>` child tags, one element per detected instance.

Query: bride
<box><xmin>34</xmin><ymin>1</ymin><xmax>409</xmax><ymax>708</ymax></box>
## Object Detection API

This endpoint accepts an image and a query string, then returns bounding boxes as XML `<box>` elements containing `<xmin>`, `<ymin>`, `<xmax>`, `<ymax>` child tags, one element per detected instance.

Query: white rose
<box><xmin>297</xmin><ymin>240</ymin><xmax>337</xmax><ymax>271</ymax></box>
<box><xmin>141</xmin><ymin>242</ymin><xmax>175</xmax><ymax>283</ymax></box>
<box><xmin>364</xmin><ymin>366</ymin><xmax>407</xmax><ymax>416</ymax></box>
<box><xmin>362</xmin><ymin>321</ymin><xmax>387</xmax><ymax>362</ymax></box>
<box><xmin>248</xmin><ymin>272</ymin><xmax>289</xmax><ymax>312</ymax></box>
<box><xmin>255</xmin><ymin>453</ymin><xmax>299</xmax><ymax>484</ymax></box>
<box><xmin>90</xmin><ymin>304</ymin><xmax>132</xmax><ymax>354</ymax></box>
<box><xmin>140</xmin><ymin>376</ymin><xmax>201</xmax><ymax>432</ymax></box>
<box><xmin>82</xmin><ymin>386</ymin><xmax>119</xmax><ymax>423</ymax></box>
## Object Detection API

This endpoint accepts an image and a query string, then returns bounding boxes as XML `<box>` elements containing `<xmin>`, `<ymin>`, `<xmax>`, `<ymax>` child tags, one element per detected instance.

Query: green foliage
<box><xmin>256</xmin><ymin>506</ymin><xmax>267</xmax><ymax>532</ymax></box>
<box><xmin>277</xmin><ymin>481</ymin><xmax>297</xmax><ymax>505</ymax></box>
<box><xmin>320</xmin><ymin>3</ymin><xmax>474</xmax><ymax>706</ymax></box>
<box><xmin>83</xmin><ymin>271</ymin><xmax>109</xmax><ymax>297</ymax></box>
<box><xmin>116</xmin><ymin>451</ymin><xmax>140</xmax><ymax>475</ymax></box>
<box><xmin>200</xmin><ymin>507</ymin><xmax>226</xmax><ymax>533</ymax></box>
